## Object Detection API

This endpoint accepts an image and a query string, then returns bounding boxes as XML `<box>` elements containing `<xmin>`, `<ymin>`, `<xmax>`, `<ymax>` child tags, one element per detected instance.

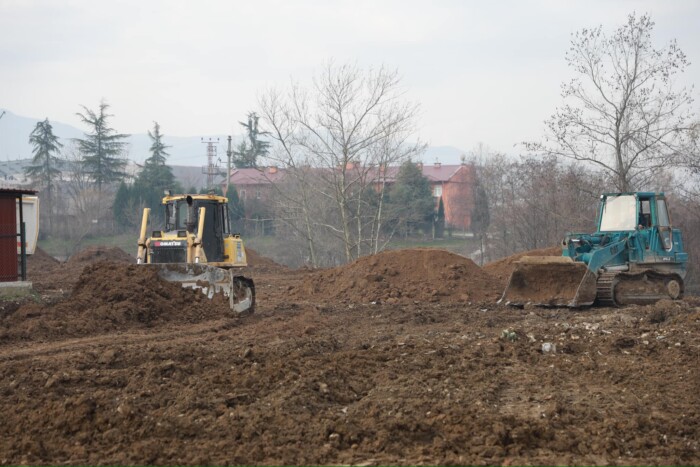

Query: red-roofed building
<box><xmin>228</xmin><ymin>166</ymin><xmax>285</xmax><ymax>203</ymax></box>
<box><xmin>375</xmin><ymin>162</ymin><xmax>475</xmax><ymax>230</ymax></box>
<box><xmin>226</xmin><ymin>162</ymin><xmax>476</xmax><ymax>231</ymax></box>
<box><xmin>422</xmin><ymin>162</ymin><xmax>475</xmax><ymax>231</ymax></box>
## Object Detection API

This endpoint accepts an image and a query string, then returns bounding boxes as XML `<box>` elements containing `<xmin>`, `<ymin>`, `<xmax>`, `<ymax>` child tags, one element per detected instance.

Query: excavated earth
<box><xmin>0</xmin><ymin>246</ymin><xmax>698</xmax><ymax>465</ymax></box>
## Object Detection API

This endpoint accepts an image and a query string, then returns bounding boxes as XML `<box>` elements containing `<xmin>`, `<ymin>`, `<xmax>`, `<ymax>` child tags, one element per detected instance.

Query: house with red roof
<box><xmin>228</xmin><ymin>166</ymin><xmax>285</xmax><ymax>204</ymax></box>
<box><xmin>226</xmin><ymin>162</ymin><xmax>476</xmax><ymax>231</ymax></box>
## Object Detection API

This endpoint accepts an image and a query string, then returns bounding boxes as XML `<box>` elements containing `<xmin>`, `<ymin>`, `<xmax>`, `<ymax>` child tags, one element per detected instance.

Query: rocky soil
<box><xmin>0</xmin><ymin>246</ymin><xmax>697</xmax><ymax>465</ymax></box>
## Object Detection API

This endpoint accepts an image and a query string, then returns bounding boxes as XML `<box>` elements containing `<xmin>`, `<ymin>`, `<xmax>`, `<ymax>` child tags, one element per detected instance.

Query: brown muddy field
<box><xmin>0</xmin><ymin>246</ymin><xmax>698</xmax><ymax>465</ymax></box>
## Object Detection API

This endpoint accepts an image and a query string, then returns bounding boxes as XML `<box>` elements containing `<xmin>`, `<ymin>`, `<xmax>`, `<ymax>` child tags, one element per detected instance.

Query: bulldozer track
<box><xmin>596</xmin><ymin>272</ymin><xmax>618</xmax><ymax>307</ymax></box>
<box><xmin>595</xmin><ymin>270</ymin><xmax>685</xmax><ymax>307</ymax></box>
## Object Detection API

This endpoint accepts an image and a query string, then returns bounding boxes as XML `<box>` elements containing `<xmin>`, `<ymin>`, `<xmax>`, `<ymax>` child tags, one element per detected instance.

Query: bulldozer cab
<box><xmin>597</xmin><ymin>193</ymin><xmax>673</xmax><ymax>251</ymax></box>
<box><xmin>162</xmin><ymin>194</ymin><xmax>231</xmax><ymax>262</ymax></box>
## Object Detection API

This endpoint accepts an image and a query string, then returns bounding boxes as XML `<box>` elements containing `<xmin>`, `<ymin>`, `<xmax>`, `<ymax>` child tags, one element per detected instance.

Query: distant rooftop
<box><xmin>228</xmin><ymin>163</ymin><xmax>471</xmax><ymax>186</ymax></box>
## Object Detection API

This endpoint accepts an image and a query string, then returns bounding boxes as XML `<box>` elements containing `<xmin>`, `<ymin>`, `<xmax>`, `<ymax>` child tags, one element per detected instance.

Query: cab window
<box><xmin>177</xmin><ymin>201</ymin><xmax>189</xmax><ymax>230</ymax></box>
<box><xmin>656</xmin><ymin>199</ymin><xmax>670</xmax><ymax>227</ymax></box>
<box><xmin>639</xmin><ymin>199</ymin><xmax>651</xmax><ymax>228</ymax></box>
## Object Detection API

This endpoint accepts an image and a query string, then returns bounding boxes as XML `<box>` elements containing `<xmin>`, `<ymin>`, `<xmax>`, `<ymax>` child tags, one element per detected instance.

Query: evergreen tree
<box><xmin>75</xmin><ymin>100</ymin><xmax>129</xmax><ymax>191</ymax></box>
<box><xmin>434</xmin><ymin>196</ymin><xmax>445</xmax><ymax>239</ymax></box>
<box><xmin>25</xmin><ymin>119</ymin><xmax>63</xmax><ymax>221</ymax></box>
<box><xmin>138</xmin><ymin>121</ymin><xmax>175</xmax><ymax>190</ymax></box>
<box><xmin>131</xmin><ymin>122</ymin><xmax>181</xmax><ymax>227</ymax></box>
<box><xmin>232</xmin><ymin>112</ymin><xmax>270</xmax><ymax>168</ymax></box>
<box><xmin>387</xmin><ymin>161</ymin><xmax>434</xmax><ymax>236</ymax></box>
<box><xmin>226</xmin><ymin>184</ymin><xmax>245</xmax><ymax>231</ymax></box>
<box><xmin>112</xmin><ymin>181</ymin><xmax>131</xmax><ymax>228</ymax></box>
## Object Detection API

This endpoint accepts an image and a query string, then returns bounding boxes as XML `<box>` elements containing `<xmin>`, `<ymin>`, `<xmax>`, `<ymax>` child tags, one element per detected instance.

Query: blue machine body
<box><xmin>562</xmin><ymin>192</ymin><xmax>688</xmax><ymax>279</ymax></box>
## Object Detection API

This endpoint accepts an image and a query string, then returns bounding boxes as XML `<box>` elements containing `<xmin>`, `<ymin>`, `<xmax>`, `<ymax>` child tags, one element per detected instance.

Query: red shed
<box><xmin>0</xmin><ymin>187</ymin><xmax>37</xmax><ymax>282</ymax></box>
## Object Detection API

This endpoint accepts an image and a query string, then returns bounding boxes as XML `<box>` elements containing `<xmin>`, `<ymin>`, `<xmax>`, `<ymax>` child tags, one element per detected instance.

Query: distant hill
<box><xmin>0</xmin><ymin>108</ymin><xmax>466</xmax><ymax>167</ymax></box>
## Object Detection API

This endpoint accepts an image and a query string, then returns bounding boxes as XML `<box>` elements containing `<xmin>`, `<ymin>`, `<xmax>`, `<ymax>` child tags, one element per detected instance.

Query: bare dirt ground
<box><xmin>0</xmin><ymin>247</ymin><xmax>698</xmax><ymax>465</ymax></box>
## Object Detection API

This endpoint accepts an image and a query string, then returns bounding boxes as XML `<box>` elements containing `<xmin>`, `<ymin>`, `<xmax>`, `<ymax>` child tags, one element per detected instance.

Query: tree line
<box><xmin>25</xmin><ymin>100</ymin><xmax>179</xmax><ymax>246</ymax></box>
<box><xmin>21</xmin><ymin>12</ymin><xmax>700</xmax><ymax>286</ymax></box>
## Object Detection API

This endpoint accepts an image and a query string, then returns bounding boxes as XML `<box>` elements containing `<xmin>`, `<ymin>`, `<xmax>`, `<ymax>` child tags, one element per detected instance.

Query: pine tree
<box><xmin>138</xmin><ymin>122</ymin><xmax>175</xmax><ymax>190</ymax></box>
<box><xmin>112</xmin><ymin>181</ymin><xmax>131</xmax><ymax>228</ymax></box>
<box><xmin>226</xmin><ymin>184</ymin><xmax>245</xmax><ymax>231</ymax></box>
<box><xmin>26</xmin><ymin>118</ymin><xmax>63</xmax><ymax>232</ymax></box>
<box><xmin>26</xmin><ymin>118</ymin><xmax>63</xmax><ymax>186</ymax></box>
<box><xmin>232</xmin><ymin>112</ymin><xmax>270</xmax><ymax>168</ymax></box>
<box><xmin>133</xmin><ymin>122</ymin><xmax>179</xmax><ymax>227</ymax></box>
<box><xmin>434</xmin><ymin>197</ymin><xmax>445</xmax><ymax>238</ymax></box>
<box><xmin>387</xmin><ymin>161</ymin><xmax>434</xmax><ymax>236</ymax></box>
<box><xmin>75</xmin><ymin>100</ymin><xmax>129</xmax><ymax>191</ymax></box>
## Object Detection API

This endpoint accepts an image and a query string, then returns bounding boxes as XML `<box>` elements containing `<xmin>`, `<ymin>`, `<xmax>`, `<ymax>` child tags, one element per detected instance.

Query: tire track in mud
<box><xmin>0</xmin><ymin>317</ymin><xmax>252</xmax><ymax>363</ymax></box>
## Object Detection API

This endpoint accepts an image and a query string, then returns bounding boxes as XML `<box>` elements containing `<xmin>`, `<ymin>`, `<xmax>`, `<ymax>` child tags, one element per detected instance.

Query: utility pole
<box><xmin>201</xmin><ymin>137</ymin><xmax>221</xmax><ymax>192</ymax></box>
<box><xmin>225</xmin><ymin>135</ymin><xmax>232</xmax><ymax>195</ymax></box>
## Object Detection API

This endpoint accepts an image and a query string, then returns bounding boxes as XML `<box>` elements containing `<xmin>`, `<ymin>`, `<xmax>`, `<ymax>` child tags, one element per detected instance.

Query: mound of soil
<box><xmin>296</xmin><ymin>248</ymin><xmax>501</xmax><ymax>304</ymax></box>
<box><xmin>25</xmin><ymin>246</ymin><xmax>135</xmax><ymax>293</ymax></box>
<box><xmin>0</xmin><ymin>262</ymin><xmax>230</xmax><ymax>342</ymax></box>
<box><xmin>26</xmin><ymin>246</ymin><xmax>60</xmax><ymax>273</ymax></box>
<box><xmin>67</xmin><ymin>246</ymin><xmax>134</xmax><ymax>264</ymax></box>
<box><xmin>0</xmin><ymin>246</ymin><xmax>699</xmax><ymax>465</ymax></box>
<box><xmin>483</xmin><ymin>246</ymin><xmax>562</xmax><ymax>287</ymax></box>
<box><xmin>246</xmin><ymin>247</ymin><xmax>285</xmax><ymax>271</ymax></box>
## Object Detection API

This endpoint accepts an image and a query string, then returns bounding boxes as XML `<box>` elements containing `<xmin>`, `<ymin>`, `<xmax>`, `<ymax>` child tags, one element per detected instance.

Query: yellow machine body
<box><xmin>136</xmin><ymin>193</ymin><xmax>255</xmax><ymax>313</ymax></box>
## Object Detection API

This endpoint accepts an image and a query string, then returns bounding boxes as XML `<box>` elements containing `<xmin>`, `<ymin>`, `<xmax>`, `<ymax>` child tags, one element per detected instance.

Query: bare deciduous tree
<box><xmin>258</xmin><ymin>63</ymin><xmax>424</xmax><ymax>265</ymax></box>
<box><xmin>526</xmin><ymin>13</ymin><xmax>695</xmax><ymax>191</ymax></box>
<box><xmin>475</xmin><ymin>152</ymin><xmax>607</xmax><ymax>262</ymax></box>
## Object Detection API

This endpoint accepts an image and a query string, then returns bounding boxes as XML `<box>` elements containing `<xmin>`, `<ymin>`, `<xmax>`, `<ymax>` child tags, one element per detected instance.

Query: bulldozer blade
<box><xmin>499</xmin><ymin>256</ymin><xmax>597</xmax><ymax>307</ymax></box>
<box><xmin>147</xmin><ymin>264</ymin><xmax>255</xmax><ymax>313</ymax></box>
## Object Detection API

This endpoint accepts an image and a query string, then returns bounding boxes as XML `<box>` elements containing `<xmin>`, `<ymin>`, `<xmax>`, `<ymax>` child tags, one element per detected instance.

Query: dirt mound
<box><xmin>26</xmin><ymin>246</ymin><xmax>60</xmax><ymax>272</ymax></box>
<box><xmin>0</xmin><ymin>262</ymin><xmax>230</xmax><ymax>342</ymax></box>
<box><xmin>67</xmin><ymin>245</ymin><xmax>134</xmax><ymax>264</ymax></box>
<box><xmin>483</xmin><ymin>246</ymin><xmax>562</xmax><ymax>287</ymax></box>
<box><xmin>25</xmin><ymin>247</ymin><xmax>62</xmax><ymax>292</ymax></box>
<box><xmin>0</xmin><ymin>250</ymin><xmax>699</xmax><ymax>465</ymax></box>
<box><xmin>296</xmin><ymin>248</ymin><xmax>500</xmax><ymax>304</ymax></box>
<box><xmin>246</xmin><ymin>247</ymin><xmax>285</xmax><ymax>271</ymax></box>
<box><xmin>26</xmin><ymin>246</ymin><xmax>135</xmax><ymax>293</ymax></box>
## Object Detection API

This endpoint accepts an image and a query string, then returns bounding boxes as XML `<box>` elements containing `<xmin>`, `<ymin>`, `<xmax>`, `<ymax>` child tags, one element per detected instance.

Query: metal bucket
<box><xmin>499</xmin><ymin>256</ymin><xmax>597</xmax><ymax>307</ymax></box>
<box><xmin>144</xmin><ymin>263</ymin><xmax>255</xmax><ymax>313</ymax></box>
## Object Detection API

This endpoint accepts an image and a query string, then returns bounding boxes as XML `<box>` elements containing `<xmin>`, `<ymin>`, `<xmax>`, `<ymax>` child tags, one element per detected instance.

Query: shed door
<box><xmin>0</xmin><ymin>196</ymin><xmax>18</xmax><ymax>282</ymax></box>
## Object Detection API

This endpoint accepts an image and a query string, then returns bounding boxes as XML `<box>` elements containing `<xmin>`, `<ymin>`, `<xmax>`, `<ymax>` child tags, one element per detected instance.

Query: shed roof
<box><xmin>0</xmin><ymin>186</ymin><xmax>37</xmax><ymax>195</ymax></box>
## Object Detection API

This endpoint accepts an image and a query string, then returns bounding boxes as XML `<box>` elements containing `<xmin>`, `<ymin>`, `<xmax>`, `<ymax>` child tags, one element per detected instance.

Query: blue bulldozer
<box><xmin>501</xmin><ymin>192</ymin><xmax>688</xmax><ymax>307</ymax></box>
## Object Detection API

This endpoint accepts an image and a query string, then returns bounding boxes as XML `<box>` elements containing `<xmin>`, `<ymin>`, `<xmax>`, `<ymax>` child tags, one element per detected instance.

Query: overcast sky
<box><xmin>1</xmin><ymin>0</ymin><xmax>698</xmax><ymax>157</ymax></box>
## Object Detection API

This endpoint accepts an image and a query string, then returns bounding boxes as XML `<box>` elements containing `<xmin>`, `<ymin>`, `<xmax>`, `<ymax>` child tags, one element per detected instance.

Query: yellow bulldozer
<box><xmin>136</xmin><ymin>192</ymin><xmax>255</xmax><ymax>313</ymax></box>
